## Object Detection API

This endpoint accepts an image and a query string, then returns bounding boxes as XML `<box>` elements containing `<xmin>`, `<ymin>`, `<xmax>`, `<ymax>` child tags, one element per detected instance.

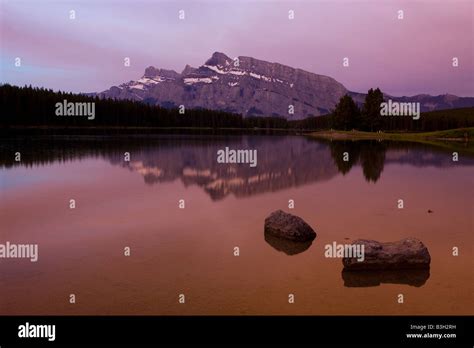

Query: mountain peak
<box><xmin>205</xmin><ymin>52</ymin><xmax>232</xmax><ymax>66</ymax></box>
<box><xmin>144</xmin><ymin>66</ymin><xmax>159</xmax><ymax>78</ymax></box>
<box><xmin>144</xmin><ymin>66</ymin><xmax>179</xmax><ymax>79</ymax></box>
<box><xmin>182</xmin><ymin>64</ymin><xmax>197</xmax><ymax>76</ymax></box>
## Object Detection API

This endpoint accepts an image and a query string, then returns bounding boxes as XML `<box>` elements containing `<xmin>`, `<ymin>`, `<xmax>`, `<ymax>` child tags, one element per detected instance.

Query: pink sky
<box><xmin>1</xmin><ymin>0</ymin><xmax>472</xmax><ymax>96</ymax></box>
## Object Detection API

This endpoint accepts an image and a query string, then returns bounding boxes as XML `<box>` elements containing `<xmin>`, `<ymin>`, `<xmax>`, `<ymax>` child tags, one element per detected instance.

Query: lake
<box><xmin>0</xmin><ymin>134</ymin><xmax>473</xmax><ymax>315</ymax></box>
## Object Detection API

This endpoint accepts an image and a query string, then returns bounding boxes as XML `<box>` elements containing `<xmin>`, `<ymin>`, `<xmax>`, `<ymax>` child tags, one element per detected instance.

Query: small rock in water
<box><xmin>264</xmin><ymin>210</ymin><xmax>316</xmax><ymax>242</ymax></box>
<box><xmin>342</xmin><ymin>238</ymin><xmax>431</xmax><ymax>271</ymax></box>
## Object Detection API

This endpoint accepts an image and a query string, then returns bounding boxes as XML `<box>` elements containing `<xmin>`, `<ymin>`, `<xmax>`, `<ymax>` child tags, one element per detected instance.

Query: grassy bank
<box><xmin>309</xmin><ymin>127</ymin><xmax>474</xmax><ymax>141</ymax></box>
<box><xmin>309</xmin><ymin>127</ymin><xmax>474</xmax><ymax>155</ymax></box>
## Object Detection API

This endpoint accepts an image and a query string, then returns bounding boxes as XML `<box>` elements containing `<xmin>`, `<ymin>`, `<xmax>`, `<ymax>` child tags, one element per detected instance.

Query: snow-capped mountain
<box><xmin>97</xmin><ymin>52</ymin><xmax>474</xmax><ymax>119</ymax></box>
<box><xmin>97</xmin><ymin>52</ymin><xmax>347</xmax><ymax>119</ymax></box>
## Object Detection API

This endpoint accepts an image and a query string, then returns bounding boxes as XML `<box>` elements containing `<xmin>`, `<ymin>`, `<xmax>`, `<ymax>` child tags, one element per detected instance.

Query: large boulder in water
<box><xmin>264</xmin><ymin>210</ymin><xmax>316</xmax><ymax>242</ymax></box>
<box><xmin>342</xmin><ymin>238</ymin><xmax>431</xmax><ymax>271</ymax></box>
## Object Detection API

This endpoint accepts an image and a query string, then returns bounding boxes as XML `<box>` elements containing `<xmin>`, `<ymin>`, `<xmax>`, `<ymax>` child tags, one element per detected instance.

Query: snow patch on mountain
<box><xmin>203</xmin><ymin>64</ymin><xmax>226</xmax><ymax>74</ymax></box>
<box><xmin>184</xmin><ymin>77</ymin><xmax>213</xmax><ymax>85</ymax></box>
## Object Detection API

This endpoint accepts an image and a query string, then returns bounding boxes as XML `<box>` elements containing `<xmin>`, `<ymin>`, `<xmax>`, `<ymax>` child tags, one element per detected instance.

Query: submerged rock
<box><xmin>342</xmin><ymin>238</ymin><xmax>431</xmax><ymax>271</ymax></box>
<box><xmin>264</xmin><ymin>210</ymin><xmax>316</xmax><ymax>242</ymax></box>
<box><xmin>342</xmin><ymin>268</ymin><xmax>430</xmax><ymax>287</ymax></box>
<box><xmin>264</xmin><ymin>231</ymin><xmax>314</xmax><ymax>255</ymax></box>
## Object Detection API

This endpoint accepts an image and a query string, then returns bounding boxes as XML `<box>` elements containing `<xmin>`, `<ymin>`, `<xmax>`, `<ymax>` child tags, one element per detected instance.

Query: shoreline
<box><xmin>308</xmin><ymin>128</ymin><xmax>473</xmax><ymax>142</ymax></box>
<box><xmin>1</xmin><ymin>126</ymin><xmax>473</xmax><ymax>142</ymax></box>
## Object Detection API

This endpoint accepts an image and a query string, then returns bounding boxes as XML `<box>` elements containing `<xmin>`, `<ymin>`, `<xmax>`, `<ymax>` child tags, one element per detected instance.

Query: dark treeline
<box><xmin>0</xmin><ymin>84</ymin><xmax>331</xmax><ymax>130</ymax></box>
<box><xmin>1</xmin><ymin>84</ymin><xmax>472</xmax><ymax>131</ymax></box>
<box><xmin>331</xmin><ymin>88</ymin><xmax>474</xmax><ymax>132</ymax></box>
<box><xmin>0</xmin><ymin>84</ymin><xmax>246</xmax><ymax>128</ymax></box>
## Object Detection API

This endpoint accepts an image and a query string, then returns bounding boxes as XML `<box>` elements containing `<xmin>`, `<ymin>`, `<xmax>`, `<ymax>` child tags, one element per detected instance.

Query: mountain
<box><xmin>349</xmin><ymin>92</ymin><xmax>474</xmax><ymax>113</ymax></box>
<box><xmin>97</xmin><ymin>52</ymin><xmax>347</xmax><ymax>120</ymax></box>
<box><xmin>97</xmin><ymin>52</ymin><xmax>474</xmax><ymax>119</ymax></box>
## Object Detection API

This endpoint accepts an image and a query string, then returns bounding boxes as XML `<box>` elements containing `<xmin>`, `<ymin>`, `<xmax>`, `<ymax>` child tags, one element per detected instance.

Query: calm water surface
<box><xmin>0</xmin><ymin>134</ymin><xmax>473</xmax><ymax>315</ymax></box>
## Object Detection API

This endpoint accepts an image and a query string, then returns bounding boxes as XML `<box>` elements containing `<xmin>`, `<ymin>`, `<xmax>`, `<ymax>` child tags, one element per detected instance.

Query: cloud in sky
<box><xmin>1</xmin><ymin>0</ymin><xmax>472</xmax><ymax>96</ymax></box>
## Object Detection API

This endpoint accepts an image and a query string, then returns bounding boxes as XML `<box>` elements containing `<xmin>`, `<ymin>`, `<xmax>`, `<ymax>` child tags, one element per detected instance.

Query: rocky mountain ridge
<box><xmin>97</xmin><ymin>52</ymin><xmax>474</xmax><ymax>119</ymax></box>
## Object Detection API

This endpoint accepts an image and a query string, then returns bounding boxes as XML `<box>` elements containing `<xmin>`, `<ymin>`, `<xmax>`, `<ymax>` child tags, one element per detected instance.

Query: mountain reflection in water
<box><xmin>1</xmin><ymin>134</ymin><xmax>473</xmax><ymax>201</ymax></box>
